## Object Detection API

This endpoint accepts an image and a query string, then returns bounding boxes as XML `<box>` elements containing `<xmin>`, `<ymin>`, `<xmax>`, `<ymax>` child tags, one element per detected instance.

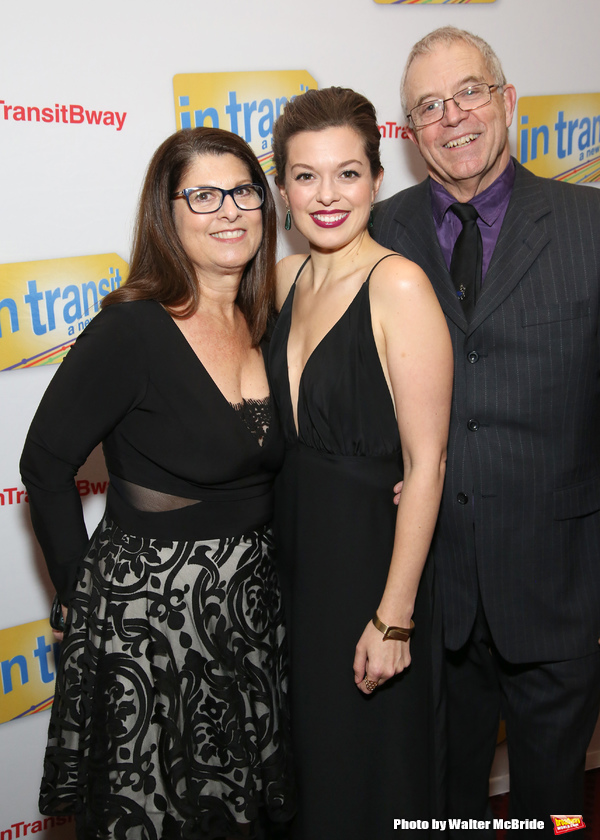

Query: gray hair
<box><xmin>400</xmin><ymin>26</ymin><xmax>507</xmax><ymax>116</ymax></box>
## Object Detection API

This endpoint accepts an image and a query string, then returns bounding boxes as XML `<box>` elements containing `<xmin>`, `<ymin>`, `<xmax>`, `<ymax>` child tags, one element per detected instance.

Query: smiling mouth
<box><xmin>211</xmin><ymin>230</ymin><xmax>245</xmax><ymax>240</ymax></box>
<box><xmin>310</xmin><ymin>212</ymin><xmax>350</xmax><ymax>228</ymax></box>
<box><xmin>444</xmin><ymin>133</ymin><xmax>480</xmax><ymax>149</ymax></box>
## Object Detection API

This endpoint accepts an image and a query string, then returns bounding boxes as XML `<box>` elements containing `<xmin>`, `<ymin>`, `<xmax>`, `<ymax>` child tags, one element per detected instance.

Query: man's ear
<box><xmin>502</xmin><ymin>84</ymin><xmax>517</xmax><ymax>129</ymax></box>
<box><xmin>407</xmin><ymin>125</ymin><xmax>420</xmax><ymax>149</ymax></box>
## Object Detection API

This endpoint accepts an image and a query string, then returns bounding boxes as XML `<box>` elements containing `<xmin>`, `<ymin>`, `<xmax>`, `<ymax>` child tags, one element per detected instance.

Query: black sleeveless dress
<box><xmin>269</xmin><ymin>256</ymin><xmax>443</xmax><ymax>839</ymax></box>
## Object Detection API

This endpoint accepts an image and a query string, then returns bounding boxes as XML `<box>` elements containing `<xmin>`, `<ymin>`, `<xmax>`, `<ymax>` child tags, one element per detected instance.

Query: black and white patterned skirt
<box><xmin>39</xmin><ymin>517</ymin><xmax>296</xmax><ymax>839</ymax></box>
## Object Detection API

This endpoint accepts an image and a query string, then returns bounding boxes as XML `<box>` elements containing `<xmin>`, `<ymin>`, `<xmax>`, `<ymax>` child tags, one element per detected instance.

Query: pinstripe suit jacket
<box><xmin>373</xmin><ymin>161</ymin><xmax>600</xmax><ymax>663</ymax></box>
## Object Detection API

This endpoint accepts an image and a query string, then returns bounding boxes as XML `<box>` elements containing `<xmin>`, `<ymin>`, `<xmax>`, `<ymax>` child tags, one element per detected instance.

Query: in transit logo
<box><xmin>517</xmin><ymin>93</ymin><xmax>600</xmax><ymax>183</ymax></box>
<box><xmin>0</xmin><ymin>253</ymin><xmax>128</xmax><ymax>371</ymax></box>
<box><xmin>0</xmin><ymin>618</ymin><xmax>59</xmax><ymax>725</ymax></box>
<box><xmin>0</xmin><ymin>98</ymin><xmax>127</xmax><ymax>130</ymax></box>
<box><xmin>173</xmin><ymin>70</ymin><xmax>318</xmax><ymax>175</ymax></box>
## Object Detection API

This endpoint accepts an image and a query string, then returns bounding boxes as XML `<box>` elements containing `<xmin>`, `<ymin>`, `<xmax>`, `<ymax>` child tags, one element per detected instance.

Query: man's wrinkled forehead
<box><xmin>404</xmin><ymin>42</ymin><xmax>492</xmax><ymax>107</ymax></box>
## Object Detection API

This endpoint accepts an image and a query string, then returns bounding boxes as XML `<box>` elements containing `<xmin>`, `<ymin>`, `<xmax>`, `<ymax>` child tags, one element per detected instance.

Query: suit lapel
<box><xmin>390</xmin><ymin>181</ymin><xmax>469</xmax><ymax>332</ymax></box>
<box><xmin>382</xmin><ymin>164</ymin><xmax>553</xmax><ymax>336</ymax></box>
<box><xmin>467</xmin><ymin>163</ymin><xmax>552</xmax><ymax>335</ymax></box>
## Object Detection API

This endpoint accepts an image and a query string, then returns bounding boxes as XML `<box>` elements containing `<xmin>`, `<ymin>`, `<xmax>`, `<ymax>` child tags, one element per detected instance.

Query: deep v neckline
<box><xmin>284</xmin><ymin>281</ymin><xmax>366</xmax><ymax>436</ymax></box>
<box><xmin>285</xmin><ymin>257</ymin><xmax>360</xmax><ymax>438</ymax></box>
<box><xmin>284</xmin><ymin>255</ymin><xmax>397</xmax><ymax>437</ymax></box>
<box><xmin>159</xmin><ymin>303</ymin><xmax>271</xmax><ymax>446</ymax></box>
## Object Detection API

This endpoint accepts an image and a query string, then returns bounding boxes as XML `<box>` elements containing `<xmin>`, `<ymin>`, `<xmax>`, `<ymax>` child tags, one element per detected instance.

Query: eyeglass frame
<box><xmin>407</xmin><ymin>83</ymin><xmax>502</xmax><ymax>128</ymax></box>
<box><xmin>171</xmin><ymin>183</ymin><xmax>265</xmax><ymax>214</ymax></box>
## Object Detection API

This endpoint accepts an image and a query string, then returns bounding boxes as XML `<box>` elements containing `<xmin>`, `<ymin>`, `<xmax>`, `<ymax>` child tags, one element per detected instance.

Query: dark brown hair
<box><xmin>272</xmin><ymin>86</ymin><xmax>382</xmax><ymax>184</ymax></box>
<box><xmin>102</xmin><ymin>127</ymin><xmax>277</xmax><ymax>346</ymax></box>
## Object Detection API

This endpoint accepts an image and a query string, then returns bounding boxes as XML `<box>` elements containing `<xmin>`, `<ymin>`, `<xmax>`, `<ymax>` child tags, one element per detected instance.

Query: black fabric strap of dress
<box><xmin>450</xmin><ymin>202</ymin><xmax>482</xmax><ymax>322</ymax></box>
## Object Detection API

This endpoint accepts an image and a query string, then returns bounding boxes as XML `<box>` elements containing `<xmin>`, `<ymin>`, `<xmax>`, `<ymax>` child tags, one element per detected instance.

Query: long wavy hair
<box><xmin>102</xmin><ymin>127</ymin><xmax>277</xmax><ymax>346</ymax></box>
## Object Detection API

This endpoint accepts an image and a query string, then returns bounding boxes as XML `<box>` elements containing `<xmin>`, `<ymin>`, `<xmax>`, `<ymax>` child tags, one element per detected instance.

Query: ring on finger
<box><xmin>364</xmin><ymin>678</ymin><xmax>379</xmax><ymax>692</ymax></box>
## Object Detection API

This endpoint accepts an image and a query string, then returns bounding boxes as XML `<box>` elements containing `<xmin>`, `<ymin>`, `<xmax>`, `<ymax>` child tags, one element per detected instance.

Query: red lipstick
<box><xmin>310</xmin><ymin>210</ymin><xmax>350</xmax><ymax>228</ymax></box>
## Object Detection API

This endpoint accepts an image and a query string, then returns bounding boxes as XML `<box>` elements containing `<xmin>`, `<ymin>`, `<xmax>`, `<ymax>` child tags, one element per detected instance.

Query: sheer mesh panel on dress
<box><xmin>115</xmin><ymin>478</ymin><xmax>201</xmax><ymax>511</ymax></box>
<box><xmin>112</xmin><ymin>398</ymin><xmax>271</xmax><ymax>512</ymax></box>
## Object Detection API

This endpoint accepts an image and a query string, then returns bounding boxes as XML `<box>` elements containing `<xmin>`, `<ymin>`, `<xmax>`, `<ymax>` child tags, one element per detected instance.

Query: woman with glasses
<box><xmin>269</xmin><ymin>88</ymin><xmax>452</xmax><ymax>838</ymax></box>
<box><xmin>21</xmin><ymin>127</ymin><xmax>295</xmax><ymax>840</ymax></box>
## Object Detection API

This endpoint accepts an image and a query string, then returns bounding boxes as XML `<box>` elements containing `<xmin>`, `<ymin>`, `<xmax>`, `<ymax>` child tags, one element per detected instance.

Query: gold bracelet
<box><xmin>372</xmin><ymin>612</ymin><xmax>414</xmax><ymax>642</ymax></box>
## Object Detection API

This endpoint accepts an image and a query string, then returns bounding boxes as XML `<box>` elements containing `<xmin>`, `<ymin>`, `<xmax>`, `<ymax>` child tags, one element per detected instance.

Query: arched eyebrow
<box><xmin>290</xmin><ymin>158</ymin><xmax>364</xmax><ymax>171</ymax></box>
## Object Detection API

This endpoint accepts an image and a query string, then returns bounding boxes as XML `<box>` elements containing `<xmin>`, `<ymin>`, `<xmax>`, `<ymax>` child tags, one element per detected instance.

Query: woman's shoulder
<box><xmin>100</xmin><ymin>297</ymin><xmax>161</xmax><ymax>319</ymax></box>
<box><xmin>76</xmin><ymin>299</ymin><xmax>165</xmax><ymax>357</ymax></box>
<box><xmin>275</xmin><ymin>254</ymin><xmax>310</xmax><ymax>310</ymax></box>
<box><xmin>95</xmin><ymin>298</ymin><xmax>167</xmax><ymax>333</ymax></box>
<box><xmin>368</xmin><ymin>247</ymin><xmax>432</xmax><ymax>300</ymax></box>
<box><xmin>367</xmin><ymin>247</ymin><xmax>441</xmax><ymax>333</ymax></box>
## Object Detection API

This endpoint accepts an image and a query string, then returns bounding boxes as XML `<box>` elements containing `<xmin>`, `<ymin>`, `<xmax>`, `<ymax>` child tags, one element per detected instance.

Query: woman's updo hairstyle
<box><xmin>272</xmin><ymin>86</ymin><xmax>382</xmax><ymax>184</ymax></box>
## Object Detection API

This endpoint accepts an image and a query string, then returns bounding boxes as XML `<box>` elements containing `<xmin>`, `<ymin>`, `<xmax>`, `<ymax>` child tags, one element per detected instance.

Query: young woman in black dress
<box><xmin>269</xmin><ymin>87</ymin><xmax>453</xmax><ymax>838</ymax></box>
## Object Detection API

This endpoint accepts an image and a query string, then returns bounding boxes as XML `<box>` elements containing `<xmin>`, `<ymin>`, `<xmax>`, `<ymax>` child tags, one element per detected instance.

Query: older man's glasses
<box><xmin>408</xmin><ymin>83</ymin><xmax>500</xmax><ymax>128</ymax></box>
<box><xmin>172</xmin><ymin>184</ymin><xmax>265</xmax><ymax>214</ymax></box>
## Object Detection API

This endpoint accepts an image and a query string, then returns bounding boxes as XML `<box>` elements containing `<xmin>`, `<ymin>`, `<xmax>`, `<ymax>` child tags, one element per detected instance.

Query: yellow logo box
<box><xmin>0</xmin><ymin>253</ymin><xmax>128</xmax><ymax>371</ymax></box>
<box><xmin>374</xmin><ymin>1</ymin><xmax>495</xmax><ymax>5</ymax></box>
<box><xmin>517</xmin><ymin>93</ymin><xmax>600</xmax><ymax>183</ymax></box>
<box><xmin>173</xmin><ymin>70</ymin><xmax>318</xmax><ymax>176</ymax></box>
<box><xmin>0</xmin><ymin>618</ymin><xmax>58</xmax><ymax>725</ymax></box>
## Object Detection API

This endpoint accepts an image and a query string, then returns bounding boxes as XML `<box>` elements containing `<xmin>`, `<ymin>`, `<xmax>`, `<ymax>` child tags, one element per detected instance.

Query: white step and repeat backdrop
<box><xmin>1</xmin><ymin>0</ymin><xmax>599</xmax><ymax>834</ymax></box>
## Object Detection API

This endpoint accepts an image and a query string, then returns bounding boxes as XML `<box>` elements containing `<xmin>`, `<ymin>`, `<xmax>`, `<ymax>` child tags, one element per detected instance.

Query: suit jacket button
<box><xmin>467</xmin><ymin>418</ymin><xmax>479</xmax><ymax>431</ymax></box>
<box><xmin>467</xmin><ymin>351</ymin><xmax>479</xmax><ymax>363</ymax></box>
<box><xmin>457</xmin><ymin>492</ymin><xmax>469</xmax><ymax>505</ymax></box>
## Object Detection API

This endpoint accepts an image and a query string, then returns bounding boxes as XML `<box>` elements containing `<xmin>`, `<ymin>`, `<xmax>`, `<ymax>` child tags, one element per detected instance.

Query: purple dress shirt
<box><xmin>430</xmin><ymin>158</ymin><xmax>516</xmax><ymax>281</ymax></box>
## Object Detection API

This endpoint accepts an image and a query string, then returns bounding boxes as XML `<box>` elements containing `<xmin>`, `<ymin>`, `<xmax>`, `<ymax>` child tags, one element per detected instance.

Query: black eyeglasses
<box><xmin>408</xmin><ymin>83</ymin><xmax>501</xmax><ymax>128</ymax></box>
<box><xmin>171</xmin><ymin>184</ymin><xmax>265</xmax><ymax>214</ymax></box>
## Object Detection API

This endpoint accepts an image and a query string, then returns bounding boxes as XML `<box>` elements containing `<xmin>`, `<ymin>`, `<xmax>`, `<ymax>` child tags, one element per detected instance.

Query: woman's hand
<box><xmin>52</xmin><ymin>606</ymin><xmax>68</xmax><ymax>642</ymax></box>
<box><xmin>353</xmin><ymin>618</ymin><xmax>411</xmax><ymax>696</ymax></box>
<box><xmin>50</xmin><ymin>603</ymin><xmax>68</xmax><ymax>642</ymax></box>
<box><xmin>393</xmin><ymin>480</ymin><xmax>403</xmax><ymax>505</ymax></box>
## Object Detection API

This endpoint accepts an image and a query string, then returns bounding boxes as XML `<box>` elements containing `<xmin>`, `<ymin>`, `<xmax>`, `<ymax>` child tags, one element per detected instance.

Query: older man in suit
<box><xmin>373</xmin><ymin>26</ymin><xmax>600</xmax><ymax>837</ymax></box>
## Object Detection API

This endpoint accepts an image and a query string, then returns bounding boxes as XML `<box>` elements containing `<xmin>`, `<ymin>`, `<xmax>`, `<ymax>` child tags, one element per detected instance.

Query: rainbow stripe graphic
<box><xmin>14</xmin><ymin>696</ymin><xmax>54</xmax><ymax>719</ymax></box>
<box><xmin>374</xmin><ymin>0</ymin><xmax>495</xmax><ymax>5</ymax></box>
<box><xmin>553</xmin><ymin>158</ymin><xmax>600</xmax><ymax>184</ymax></box>
<box><xmin>3</xmin><ymin>340</ymin><xmax>74</xmax><ymax>371</ymax></box>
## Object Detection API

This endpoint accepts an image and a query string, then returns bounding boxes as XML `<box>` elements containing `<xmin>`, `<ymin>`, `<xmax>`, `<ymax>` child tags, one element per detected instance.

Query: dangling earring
<box><xmin>285</xmin><ymin>208</ymin><xmax>292</xmax><ymax>231</ymax></box>
<box><xmin>368</xmin><ymin>204</ymin><xmax>374</xmax><ymax>230</ymax></box>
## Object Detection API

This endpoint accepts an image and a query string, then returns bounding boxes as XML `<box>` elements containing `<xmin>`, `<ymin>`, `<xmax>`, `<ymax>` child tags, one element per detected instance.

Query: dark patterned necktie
<box><xmin>450</xmin><ymin>202</ymin><xmax>482</xmax><ymax>322</ymax></box>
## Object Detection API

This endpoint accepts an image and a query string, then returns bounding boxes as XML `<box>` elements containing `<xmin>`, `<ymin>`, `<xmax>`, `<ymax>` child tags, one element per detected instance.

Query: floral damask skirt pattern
<box><xmin>39</xmin><ymin>517</ymin><xmax>295</xmax><ymax>840</ymax></box>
